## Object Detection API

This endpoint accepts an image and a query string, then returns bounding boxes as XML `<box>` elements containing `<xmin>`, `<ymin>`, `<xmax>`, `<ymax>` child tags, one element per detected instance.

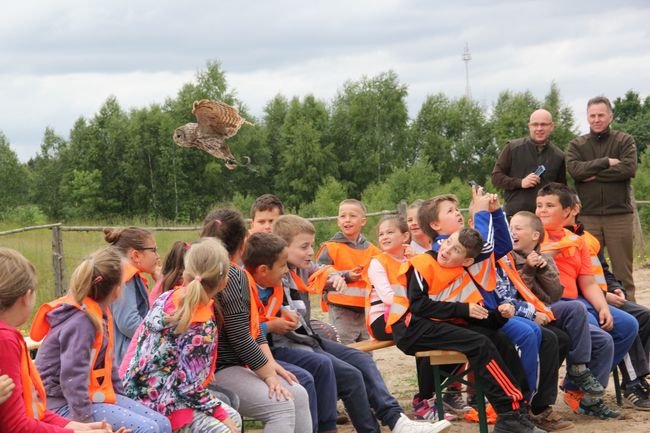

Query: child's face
<box><xmin>431</xmin><ymin>200</ymin><xmax>464</xmax><ymax>236</ymax></box>
<box><xmin>509</xmin><ymin>214</ymin><xmax>540</xmax><ymax>253</ymax></box>
<box><xmin>257</xmin><ymin>248</ymin><xmax>289</xmax><ymax>287</ymax></box>
<box><xmin>437</xmin><ymin>232</ymin><xmax>472</xmax><ymax>268</ymax></box>
<box><xmin>338</xmin><ymin>204</ymin><xmax>366</xmax><ymax>240</ymax></box>
<box><xmin>406</xmin><ymin>208</ymin><xmax>424</xmax><ymax>239</ymax></box>
<box><xmin>287</xmin><ymin>233</ymin><xmax>315</xmax><ymax>270</ymax></box>
<box><xmin>535</xmin><ymin>194</ymin><xmax>570</xmax><ymax>231</ymax></box>
<box><xmin>378</xmin><ymin>220</ymin><xmax>409</xmax><ymax>255</ymax></box>
<box><xmin>16</xmin><ymin>288</ymin><xmax>36</xmax><ymax>327</ymax></box>
<box><xmin>133</xmin><ymin>236</ymin><xmax>159</xmax><ymax>274</ymax></box>
<box><xmin>250</xmin><ymin>208</ymin><xmax>282</xmax><ymax>234</ymax></box>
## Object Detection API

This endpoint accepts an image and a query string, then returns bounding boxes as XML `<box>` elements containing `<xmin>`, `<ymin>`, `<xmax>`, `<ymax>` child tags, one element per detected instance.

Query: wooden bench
<box><xmin>347</xmin><ymin>339</ymin><xmax>395</xmax><ymax>352</ymax></box>
<box><xmin>416</xmin><ymin>350</ymin><xmax>487</xmax><ymax>433</ymax></box>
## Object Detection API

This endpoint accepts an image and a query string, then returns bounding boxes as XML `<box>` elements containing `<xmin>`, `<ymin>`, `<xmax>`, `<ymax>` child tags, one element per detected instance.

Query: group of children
<box><xmin>2</xmin><ymin>186</ymin><xmax>650</xmax><ymax>433</ymax></box>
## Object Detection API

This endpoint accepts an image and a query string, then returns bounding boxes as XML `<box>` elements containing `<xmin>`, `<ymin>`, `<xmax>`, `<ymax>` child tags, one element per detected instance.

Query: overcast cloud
<box><xmin>2</xmin><ymin>0</ymin><xmax>649</xmax><ymax>161</ymax></box>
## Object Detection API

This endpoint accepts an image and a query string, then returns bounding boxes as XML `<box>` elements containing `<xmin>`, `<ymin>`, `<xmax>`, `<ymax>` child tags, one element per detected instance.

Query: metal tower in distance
<box><xmin>463</xmin><ymin>43</ymin><xmax>472</xmax><ymax>100</ymax></box>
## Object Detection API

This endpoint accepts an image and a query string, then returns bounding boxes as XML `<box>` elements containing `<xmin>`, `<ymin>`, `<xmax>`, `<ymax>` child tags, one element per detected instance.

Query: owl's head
<box><xmin>172</xmin><ymin>123</ymin><xmax>198</xmax><ymax>148</ymax></box>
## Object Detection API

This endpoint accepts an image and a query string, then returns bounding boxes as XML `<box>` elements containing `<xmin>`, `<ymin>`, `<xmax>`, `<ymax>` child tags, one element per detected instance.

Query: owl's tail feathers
<box><xmin>225</xmin><ymin>156</ymin><xmax>257</xmax><ymax>173</ymax></box>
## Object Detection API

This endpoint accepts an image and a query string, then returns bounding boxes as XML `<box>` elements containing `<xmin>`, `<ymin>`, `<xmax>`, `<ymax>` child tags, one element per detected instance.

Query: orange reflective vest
<box><xmin>30</xmin><ymin>296</ymin><xmax>117</xmax><ymax>404</ymax></box>
<box><xmin>582</xmin><ymin>230</ymin><xmax>607</xmax><ymax>292</ymax></box>
<box><xmin>387</xmin><ymin>254</ymin><xmax>491</xmax><ymax>327</ymax></box>
<box><xmin>290</xmin><ymin>271</ymin><xmax>309</xmax><ymax>293</ymax></box>
<box><xmin>539</xmin><ymin>229</ymin><xmax>584</xmax><ymax>299</ymax></box>
<box><xmin>498</xmin><ymin>253</ymin><xmax>555</xmax><ymax>320</ymax></box>
<box><xmin>315</xmin><ymin>241</ymin><xmax>381</xmax><ymax>311</ymax></box>
<box><xmin>366</xmin><ymin>253</ymin><xmax>404</xmax><ymax>336</ymax></box>
<box><xmin>261</xmin><ymin>285</ymin><xmax>285</xmax><ymax>321</ymax></box>
<box><xmin>19</xmin><ymin>336</ymin><xmax>47</xmax><ymax>419</ymax></box>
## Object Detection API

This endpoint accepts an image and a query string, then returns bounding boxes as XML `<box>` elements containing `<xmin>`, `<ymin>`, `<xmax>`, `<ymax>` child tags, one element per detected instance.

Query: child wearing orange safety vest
<box><xmin>123</xmin><ymin>238</ymin><xmax>242</xmax><ymax>433</ymax></box>
<box><xmin>366</xmin><ymin>215</ymin><xmax>412</xmax><ymax>341</ymax></box>
<box><xmin>315</xmin><ymin>199</ymin><xmax>381</xmax><ymax>344</ymax></box>
<box><xmin>104</xmin><ymin>227</ymin><xmax>161</xmax><ymax>367</ymax></box>
<box><xmin>388</xmin><ymin>228</ymin><xmax>541</xmax><ymax>433</ymax></box>
<box><xmin>563</xmin><ymin>192</ymin><xmax>650</xmax><ymax>411</ymax></box>
<box><xmin>30</xmin><ymin>247</ymin><xmax>171</xmax><ymax>433</ymax></box>
<box><xmin>0</xmin><ymin>247</ymin><xmax>126</xmax><ymax>433</ymax></box>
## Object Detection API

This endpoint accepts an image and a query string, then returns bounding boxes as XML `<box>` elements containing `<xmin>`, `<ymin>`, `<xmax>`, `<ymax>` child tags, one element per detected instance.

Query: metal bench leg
<box><xmin>432</xmin><ymin>364</ymin><xmax>446</xmax><ymax>421</ymax></box>
<box><xmin>612</xmin><ymin>367</ymin><xmax>623</xmax><ymax>406</ymax></box>
<box><xmin>475</xmin><ymin>380</ymin><xmax>488</xmax><ymax>433</ymax></box>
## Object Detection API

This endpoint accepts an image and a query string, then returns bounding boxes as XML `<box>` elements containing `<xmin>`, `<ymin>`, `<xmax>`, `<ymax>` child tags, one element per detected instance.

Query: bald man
<box><xmin>492</xmin><ymin>109</ymin><xmax>567</xmax><ymax>216</ymax></box>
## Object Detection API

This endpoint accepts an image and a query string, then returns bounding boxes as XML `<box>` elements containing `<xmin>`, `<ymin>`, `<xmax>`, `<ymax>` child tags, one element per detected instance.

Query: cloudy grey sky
<box><xmin>2</xmin><ymin>0</ymin><xmax>649</xmax><ymax>161</ymax></box>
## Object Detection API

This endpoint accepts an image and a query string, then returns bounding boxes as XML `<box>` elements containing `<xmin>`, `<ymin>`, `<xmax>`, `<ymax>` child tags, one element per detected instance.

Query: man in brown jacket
<box><xmin>566</xmin><ymin>96</ymin><xmax>638</xmax><ymax>301</ymax></box>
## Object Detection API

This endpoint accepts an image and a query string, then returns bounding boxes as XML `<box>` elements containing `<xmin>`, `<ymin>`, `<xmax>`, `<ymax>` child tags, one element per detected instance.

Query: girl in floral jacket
<box><xmin>124</xmin><ymin>238</ymin><xmax>241</xmax><ymax>433</ymax></box>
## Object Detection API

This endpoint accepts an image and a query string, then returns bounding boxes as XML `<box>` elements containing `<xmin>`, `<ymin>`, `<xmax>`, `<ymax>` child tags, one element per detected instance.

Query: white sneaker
<box><xmin>392</xmin><ymin>413</ymin><xmax>452</xmax><ymax>433</ymax></box>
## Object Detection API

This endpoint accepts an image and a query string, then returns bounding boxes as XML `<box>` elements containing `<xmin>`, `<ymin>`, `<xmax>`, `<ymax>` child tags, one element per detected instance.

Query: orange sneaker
<box><xmin>563</xmin><ymin>390</ymin><xmax>584</xmax><ymax>414</ymax></box>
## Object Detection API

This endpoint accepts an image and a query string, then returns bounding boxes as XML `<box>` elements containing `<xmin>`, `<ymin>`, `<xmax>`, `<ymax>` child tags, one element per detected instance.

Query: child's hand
<box><xmin>468</xmin><ymin>303</ymin><xmax>489</xmax><ymax>320</ymax></box>
<box><xmin>534</xmin><ymin>312</ymin><xmax>551</xmax><ymax>326</ymax></box>
<box><xmin>471</xmin><ymin>187</ymin><xmax>491</xmax><ymax>211</ymax></box>
<box><xmin>222</xmin><ymin>415</ymin><xmax>241</xmax><ymax>433</ymax></box>
<box><xmin>348</xmin><ymin>266</ymin><xmax>363</xmax><ymax>281</ymax></box>
<box><xmin>526</xmin><ymin>251</ymin><xmax>547</xmax><ymax>269</ymax></box>
<box><xmin>0</xmin><ymin>374</ymin><xmax>15</xmax><ymax>404</ymax></box>
<box><xmin>605</xmin><ymin>290</ymin><xmax>626</xmax><ymax>307</ymax></box>
<box><xmin>328</xmin><ymin>275</ymin><xmax>347</xmax><ymax>292</ymax></box>
<box><xmin>266</xmin><ymin>317</ymin><xmax>298</xmax><ymax>335</ymax></box>
<box><xmin>403</xmin><ymin>244</ymin><xmax>416</xmax><ymax>259</ymax></box>
<box><xmin>263</xmin><ymin>375</ymin><xmax>293</xmax><ymax>401</ymax></box>
<box><xmin>498</xmin><ymin>303</ymin><xmax>515</xmax><ymax>318</ymax></box>
<box><xmin>488</xmin><ymin>194</ymin><xmax>501</xmax><ymax>212</ymax></box>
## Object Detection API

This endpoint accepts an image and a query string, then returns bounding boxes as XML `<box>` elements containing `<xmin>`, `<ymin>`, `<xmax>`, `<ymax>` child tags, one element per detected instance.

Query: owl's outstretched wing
<box><xmin>192</xmin><ymin>99</ymin><xmax>252</xmax><ymax>138</ymax></box>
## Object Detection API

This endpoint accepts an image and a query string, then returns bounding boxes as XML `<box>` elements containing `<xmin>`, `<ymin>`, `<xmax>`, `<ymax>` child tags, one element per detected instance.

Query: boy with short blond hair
<box><xmin>249</xmin><ymin>193</ymin><xmax>284</xmax><ymax>234</ymax></box>
<box><xmin>271</xmin><ymin>215</ymin><xmax>452</xmax><ymax>433</ymax></box>
<box><xmin>389</xmin><ymin>227</ymin><xmax>541</xmax><ymax>433</ymax></box>
<box><xmin>316</xmin><ymin>199</ymin><xmax>381</xmax><ymax>344</ymax></box>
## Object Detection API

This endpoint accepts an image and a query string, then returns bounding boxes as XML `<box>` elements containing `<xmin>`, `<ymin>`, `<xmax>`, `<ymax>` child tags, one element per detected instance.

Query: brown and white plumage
<box><xmin>173</xmin><ymin>100</ymin><xmax>253</xmax><ymax>170</ymax></box>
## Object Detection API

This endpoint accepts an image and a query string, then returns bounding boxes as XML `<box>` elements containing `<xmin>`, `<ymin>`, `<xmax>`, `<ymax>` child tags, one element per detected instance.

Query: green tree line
<box><xmin>1</xmin><ymin>61</ymin><xmax>649</xmax><ymax>228</ymax></box>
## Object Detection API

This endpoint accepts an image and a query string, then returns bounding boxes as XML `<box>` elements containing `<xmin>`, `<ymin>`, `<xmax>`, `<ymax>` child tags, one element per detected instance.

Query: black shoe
<box><xmin>494</xmin><ymin>409</ymin><xmax>547</xmax><ymax>433</ymax></box>
<box><xmin>578</xmin><ymin>398</ymin><xmax>621</xmax><ymax>419</ymax></box>
<box><xmin>623</xmin><ymin>380</ymin><xmax>650</xmax><ymax>411</ymax></box>
<box><xmin>565</xmin><ymin>368</ymin><xmax>605</xmax><ymax>395</ymax></box>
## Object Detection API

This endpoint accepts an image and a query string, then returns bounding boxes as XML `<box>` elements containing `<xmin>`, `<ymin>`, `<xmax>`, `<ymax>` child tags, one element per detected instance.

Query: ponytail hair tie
<box><xmin>194</xmin><ymin>275</ymin><xmax>203</xmax><ymax>283</ymax></box>
<box><xmin>183</xmin><ymin>242</ymin><xmax>191</xmax><ymax>250</ymax></box>
<box><xmin>214</xmin><ymin>219</ymin><xmax>222</xmax><ymax>225</ymax></box>
<box><xmin>92</xmin><ymin>275</ymin><xmax>103</xmax><ymax>285</ymax></box>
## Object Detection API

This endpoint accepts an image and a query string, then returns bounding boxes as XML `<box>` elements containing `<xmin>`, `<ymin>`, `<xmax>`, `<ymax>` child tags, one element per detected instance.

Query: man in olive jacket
<box><xmin>492</xmin><ymin>108</ymin><xmax>566</xmax><ymax>216</ymax></box>
<box><xmin>567</xmin><ymin>96</ymin><xmax>638</xmax><ymax>301</ymax></box>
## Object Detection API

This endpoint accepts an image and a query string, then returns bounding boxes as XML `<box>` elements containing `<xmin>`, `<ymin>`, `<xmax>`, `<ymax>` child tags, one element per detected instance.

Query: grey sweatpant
<box><xmin>214</xmin><ymin>366</ymin><xmax>311</xmax><ymax>433</ymax></box>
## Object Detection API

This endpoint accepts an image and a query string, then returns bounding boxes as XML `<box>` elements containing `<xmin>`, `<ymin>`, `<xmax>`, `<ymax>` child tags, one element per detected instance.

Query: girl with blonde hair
<box><xmin>30</xmin><ymin>247</ymin><xmax>171</xmax><ymax>433</ymax></box>
<box><xmin>124</xmin><ymin>238</ymin><xmax>242</xmax><ymax>433</ymax></box>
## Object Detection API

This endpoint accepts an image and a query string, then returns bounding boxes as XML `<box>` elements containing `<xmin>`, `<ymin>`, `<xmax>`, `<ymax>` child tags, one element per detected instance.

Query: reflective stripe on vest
<box><xmin>315</xmin><ymin>241</ymin><xmax>380</xmax><ymax>309</ymax></box>
<box><xmin>499</xmin><ymin>254</ymin><xmax>555</xmax><ymax>320</ymax></box>
<box><xmin>583</xmin><ymin>231</ymin><xmax>607</xmax><ymax>292</ymax></box>
<box><xmin>30</xmin><ymin>296</ymin><xmax>117</xmax><ymax>405</ymax></box>
<box><xmin>19</xmin><ymin>336</ymin><xmax>46</xmax><ymax>419</ymax></box>
<box><xmin>387</xmin><ymin>254</ymin><xmax>487</xmax><ymax>327</ymax></box>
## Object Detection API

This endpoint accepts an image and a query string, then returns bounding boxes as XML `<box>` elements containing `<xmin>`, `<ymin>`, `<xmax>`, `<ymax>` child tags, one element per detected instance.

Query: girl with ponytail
<box><xmin>30</xmin><ymin>247</ymin><xmax>171</xmax><ymax>433</ymax></box>
<box><xmin>104</xmin><ymin>226</ymin><xmax>160</xmax><ymax>366</ymax></box>
<box><xmin>124</xmin><ymin>238</ymin><xmax>242</xmax><ymax>433</ymax></box>
<box><xmin>0</xmin><ymin>247</ymin><xmax>126</xmax><ymax>433</ymax></box>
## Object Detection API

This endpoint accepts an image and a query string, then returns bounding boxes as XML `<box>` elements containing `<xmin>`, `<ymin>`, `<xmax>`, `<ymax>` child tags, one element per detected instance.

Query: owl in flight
<box><xmin>173</xmin><ymin>99</ymin><xmax>253</xmax><ymax>170</ymax></box>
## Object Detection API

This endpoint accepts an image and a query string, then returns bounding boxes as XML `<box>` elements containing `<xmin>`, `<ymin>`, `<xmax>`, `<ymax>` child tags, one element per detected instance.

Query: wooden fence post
<box><xmin>397</xmin><ymin>200</ymin><xmax>407</xmax><ymax>219</ymax></box>
<box><xmin>51</xmin><ymin>224</ymin><xmax>66</xmax><ymax>297</ymax></box>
